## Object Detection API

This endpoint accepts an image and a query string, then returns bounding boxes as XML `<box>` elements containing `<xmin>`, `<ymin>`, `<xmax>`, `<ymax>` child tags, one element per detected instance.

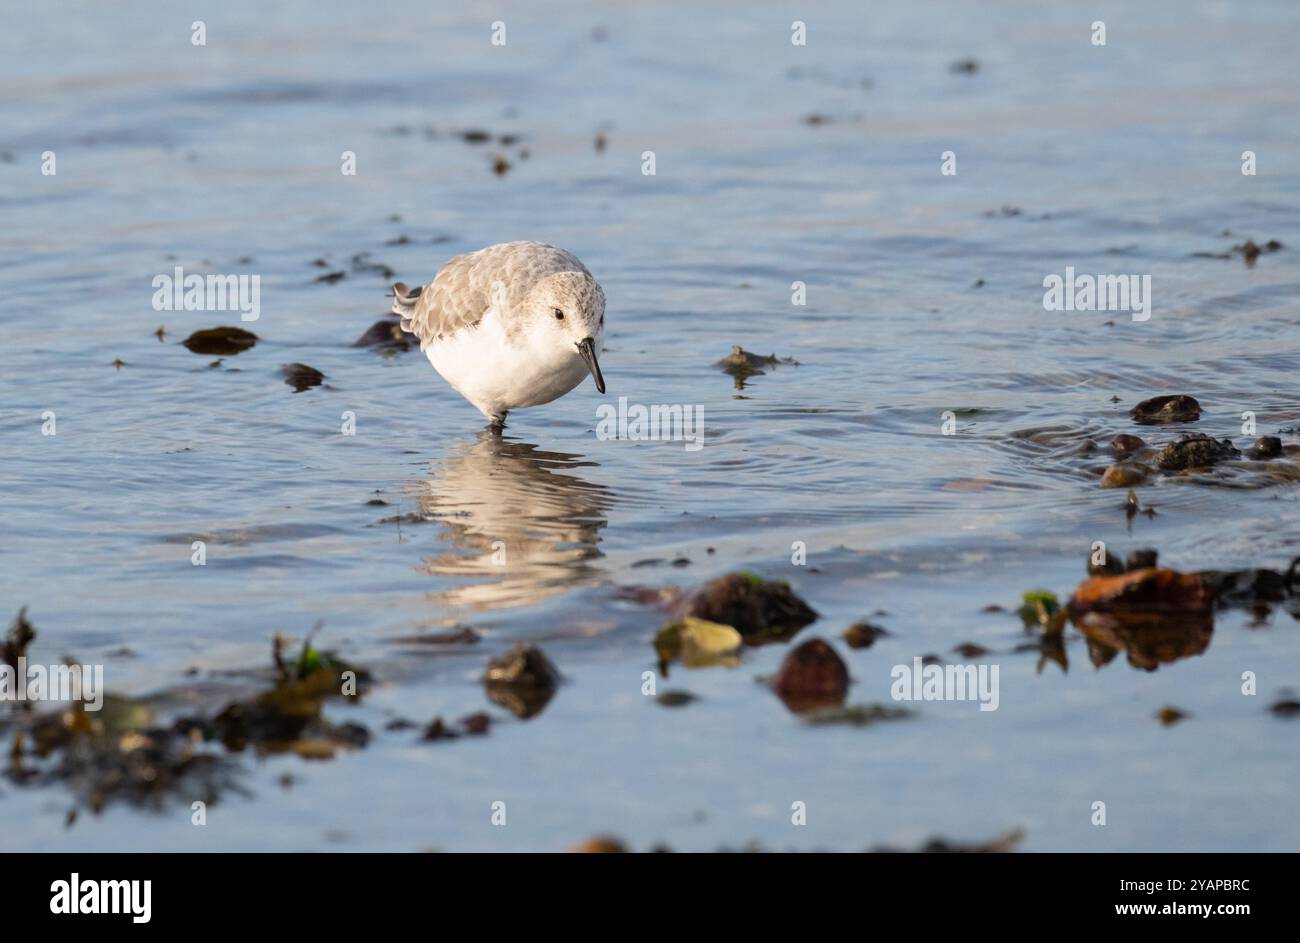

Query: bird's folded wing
<box><xmin>401</xmin><ymin>242</ymin><xmax>591</xmax><ymax>349</ymax></box>
<box><xmin>401</xmin><ymin>258</ymin><xmax>493</xmax><ymax>349</ymax></box>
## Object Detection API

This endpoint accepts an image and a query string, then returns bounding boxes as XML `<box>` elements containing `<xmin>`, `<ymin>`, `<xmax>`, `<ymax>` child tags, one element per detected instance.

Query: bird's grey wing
<box><xmin>394</xmin><ymin>242</ymin><xmax>589</xmax><ymax>349</ymax></box>
<box><xmin>394</xmin><ymin>253</ymin><xmax>494</xmax><ymax>350</ymax></box>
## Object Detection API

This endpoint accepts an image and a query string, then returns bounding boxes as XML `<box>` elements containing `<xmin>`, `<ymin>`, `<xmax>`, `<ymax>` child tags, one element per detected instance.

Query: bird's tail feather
<box><xmin>391</xmin><ymin>282</ymin><xmax>422</xmax><ymax>333</ymax></box>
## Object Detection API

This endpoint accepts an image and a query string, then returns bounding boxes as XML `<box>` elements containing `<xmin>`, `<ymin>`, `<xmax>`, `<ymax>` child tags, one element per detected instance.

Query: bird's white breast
<box><xmin>428</xmin><ymin>309</ymin><xmax>590</xmax><ymax>419</ymax></box>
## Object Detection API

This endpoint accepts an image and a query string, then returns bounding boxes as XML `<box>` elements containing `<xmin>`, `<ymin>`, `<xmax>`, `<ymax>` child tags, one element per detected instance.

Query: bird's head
<box><xmin>522</xmin><ymin>271</ymin><xmax>606</xmax><ymax>392</ymax></box>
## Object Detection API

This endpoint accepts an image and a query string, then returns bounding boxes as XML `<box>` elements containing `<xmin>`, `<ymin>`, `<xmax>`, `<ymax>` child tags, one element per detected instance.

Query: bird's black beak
<box><xmin>576</xmin><ymin>337</ymin><xmax>605</xmax><ymax>393</ymax></box>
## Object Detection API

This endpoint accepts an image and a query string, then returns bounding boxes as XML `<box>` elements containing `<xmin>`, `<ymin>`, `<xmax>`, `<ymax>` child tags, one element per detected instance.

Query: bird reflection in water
<box><xmin>412</xmin><ymin>431</ymin><xmax>612</xmax><ymax>610</ymax></box>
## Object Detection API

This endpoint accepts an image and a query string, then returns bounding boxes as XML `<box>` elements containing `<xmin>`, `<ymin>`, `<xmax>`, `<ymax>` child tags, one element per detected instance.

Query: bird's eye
<box><xmin>553</xmin><ymin>308</ymin><xmax>564</xmax><ymax>320</ymax></box>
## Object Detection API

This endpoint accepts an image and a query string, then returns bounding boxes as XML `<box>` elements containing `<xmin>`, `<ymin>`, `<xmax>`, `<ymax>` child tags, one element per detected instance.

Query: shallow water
<box><xmin>2</xmin><ymin>0</ymin><xmax>1299</xmax><ymax>850</ymax></box>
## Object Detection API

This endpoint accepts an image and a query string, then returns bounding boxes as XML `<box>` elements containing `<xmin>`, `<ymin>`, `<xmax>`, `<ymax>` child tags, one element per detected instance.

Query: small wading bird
<box><xmin>392</xmin><ymin>241</ymin><xmax>606</xmax><ymax>428</ymax></box>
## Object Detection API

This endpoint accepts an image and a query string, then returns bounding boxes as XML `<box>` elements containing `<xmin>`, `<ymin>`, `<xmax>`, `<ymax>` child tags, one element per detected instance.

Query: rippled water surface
<box><xmin>2</xmin><ymin>0</ymin><xmax>1299</xmax><ymax>850</ymax></box>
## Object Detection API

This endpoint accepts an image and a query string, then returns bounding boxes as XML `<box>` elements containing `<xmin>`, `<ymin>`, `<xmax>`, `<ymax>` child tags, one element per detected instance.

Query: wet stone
<box><xmin>1156</xmin><ymin>433</ymin><xmax>1240</xmax><ymax>470</ymax></box>
<box><xmin>182</xmin><ymin>327</ymin><xmax>258</xmax><ymax>355</ymax></box>
<box><xmin>1130</xmin><ymin>395</ymin><xmax>1201</xmax><ymax>425</ymax></box>
<box><xmin>1246</xmin><ymin>436</ymin><xmax>1282</xmax><ymax>460</ymax></box>
<box><xmin>771</xmin><ymin>637</ymin><xmax>849</xmax><ymax>712</ymax></box>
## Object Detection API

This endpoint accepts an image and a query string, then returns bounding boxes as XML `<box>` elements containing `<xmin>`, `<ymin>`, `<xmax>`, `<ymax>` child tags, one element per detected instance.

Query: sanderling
<box><xmin>392</xmin><ymin>241</ymin><xmax>606</xmax><ymax>427</ymax></box>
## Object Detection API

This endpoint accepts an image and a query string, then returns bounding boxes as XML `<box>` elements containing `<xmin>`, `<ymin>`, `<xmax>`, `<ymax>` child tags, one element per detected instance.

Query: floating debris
<box><xmin>771</xmin><ymin>637</ymin><xmax>849</xmax><ymax>713</ymax></box>
<box><xmin>209</xmin><ymin>633</ymin><xmax>371</xmax><ymax>757</ymax></box>
<box><xmin>281</xmin><ymin>363</ymin><xmax>324</xmax><ymax>392</ymax></box>
<box><xmin>870</xmin><ymin>827</ymin><xmax>1025</xmax><ymax>853</ymax></box>
<box><xmin>715</xmin><ymin>346</ymin><xmax>799</xmax><ymax>389</ymax></box>
<box><xmin>422</xmin><ymin>712</ymin><xmax>491</xmax><ymax>742</ymax></box>
<box><xmin>350</xmin><ymin>252</ymin><xmax>395</xmax><ymax>280</ymax></box>
<box><xmin>656</xmin><ymin>690</ymin><xmax>698</xmax><ymax>708</ymax></box>
<box><xmin>842</xmin><ymin>621</ymin><xmax>888</xmax><ymax>649</ymax></box>
<box><xmin>801</xmin><ymin>703</ymin><xmax>911</xmax><ymax>727</ymax></box>
<box><xmin>460</xmin><ymin>129</ymin><xmax>492</xmax><ymax>144</ymax></box>
<box><xmin>949</xmin><ymin>58</ymin><xmax>980</xmax><ymax>74</ymax></box>
<box><xmin>1130</xmin><ymin>394</ymin><xmax>1201</xmax><ymax>425</ymax></box>
<box><xmin>386</xmin><ymin>626</ymin><xmax>480</xmax><ymax>647</ymax></box>
<box><xmin>5</xmin><ymin>620</ymin><xmax>370</xmax><ymax>811</ymax></box>
<box><xmin>1016</xmin><ymin>590</ymin><xmax>1062</xmax><ymax>631</ymax></box>
<box><xmin>181</xmin><ymin>326</ymin><xmax>258</xmax><ymax>355</ymax></box>
<box><xmin>1269</xmin><ymin>698</ymin><xmax>1300</xmax><ymax>718</ymax></box>
<box><xmin>1195</xmin><ymin>239</ymin><xmax>1283</xmax><ymax>265</ymax></box>
<box><xmin>1157</xmin><ymin>706</ymin><xmax>1189</xmax><ymax>726</ymax></box>
<box><xmin>1235</xmin><ymin>238</ymin><xmax>1282</xmax><ymax>265</ymax></box>
<box><xmin>314</xmin><ymin>270</ymin><xmax>346</xmax><ymax>284</ymax></box>
<box><xmin>492</xmin><ymin>154</ymin><xmax>511</xmax><ymax>176</ymax></box>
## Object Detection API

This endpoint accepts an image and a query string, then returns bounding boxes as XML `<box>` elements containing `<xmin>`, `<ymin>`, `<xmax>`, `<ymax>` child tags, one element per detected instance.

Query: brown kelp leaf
<box><xmin>1129</xmin><ymin>395</ymin><xmax>1200</xmax><ymax>425</ymax></box>
<box><xmin>1068</xmin><ymin>568</ymin><xmax>1213</xmax><ymax>671</ymax></box>
<box><xmin>281</xmin><ymin>363</ymin><xmax>324</xmax><ymax>392</ymax></box>
<box><xmin>484</xmin><ymin>643</ymin><xmax>559</xmax><ymax>719</ymax></box>
<box><xmin>181</xmin><ymin>326</ymin><xmax>258</xmax><ymax>355</ymax></box>
<box><xmin>1069</xmin><ymin>568</ymin><xmax>1211</xmax><ymax>615</ymax></box>
<box><xmin>679</xmin><ymin>572</ymin><xmax>817</xmax><ymax>645</ymax></box>
<box><xmin>771</xmin><ymin>637</ymin><xmax>849</xmax><ymax>713</ymax></box>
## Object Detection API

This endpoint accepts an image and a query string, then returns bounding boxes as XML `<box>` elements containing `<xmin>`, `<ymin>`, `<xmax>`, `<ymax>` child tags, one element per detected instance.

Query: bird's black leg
<box><xmin>488</xmin><ymin>411</ymin><xmax>508</xmax><ymax>434</ymax></box>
